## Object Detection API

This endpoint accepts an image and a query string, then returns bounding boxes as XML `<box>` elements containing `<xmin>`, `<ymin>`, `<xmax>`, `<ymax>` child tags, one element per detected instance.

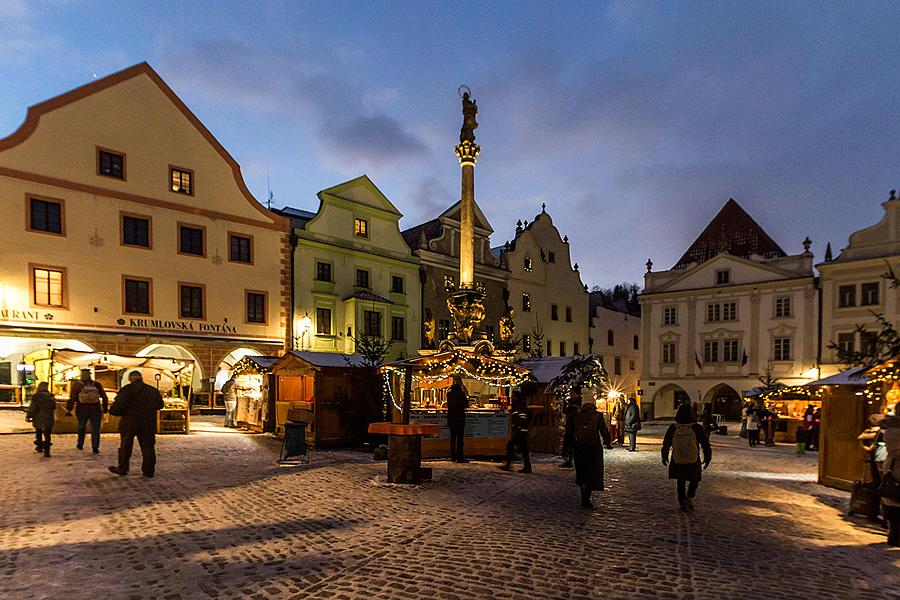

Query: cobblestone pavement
<box><xmin>1</xmin><ymin>419</ymin><xmax>897</xmax><ymax>600</ymax></box>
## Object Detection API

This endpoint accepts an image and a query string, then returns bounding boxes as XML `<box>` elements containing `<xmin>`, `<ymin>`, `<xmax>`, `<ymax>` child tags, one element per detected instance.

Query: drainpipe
<box><xmin>815</xmin><ymin>275</ymin><xmax>822</xmax><ymax>375</ymax></box>
<box><xmin>288</xmin><ymin>230</ymin><xmax>299</xmax><ymax>351</ymax></box>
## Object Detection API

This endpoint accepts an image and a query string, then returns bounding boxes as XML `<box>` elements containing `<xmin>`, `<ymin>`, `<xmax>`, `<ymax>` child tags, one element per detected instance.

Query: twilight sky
<box><xmin>2</xmin><ymin>1</ymin><xmax>900</xmax><ymax>286</ymax></box>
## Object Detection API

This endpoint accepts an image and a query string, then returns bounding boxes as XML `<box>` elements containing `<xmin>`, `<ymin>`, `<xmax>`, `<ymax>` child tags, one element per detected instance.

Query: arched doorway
<box><xmin>214</xmin><ymin>347</ymin><xmax>263</xmax><ymax>392</ymax></box>
<box><xmin>134</xmin><ymin>343</ymin><xmax>203</xmax><ymax>391</ymax></box>
<box><xmin>650</xmin><ymin>384</ymin><xmax>691</xmax><ymax>420</ymax></box>
<box><xmin>704</xmin><ymin>384</ymin><xmax>742</xmax><ymax>421</ymax></box>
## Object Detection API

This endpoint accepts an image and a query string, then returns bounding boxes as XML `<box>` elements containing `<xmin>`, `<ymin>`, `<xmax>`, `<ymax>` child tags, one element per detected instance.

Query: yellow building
<box><xmin>278</xmin><ymin>176</ymin><xmax>421</xmax><ymax>362</ymax></box>
<box><xmin>0</xmin><ymin>63</ymin><xmax>289</xmax><ymax>406</ymax></box>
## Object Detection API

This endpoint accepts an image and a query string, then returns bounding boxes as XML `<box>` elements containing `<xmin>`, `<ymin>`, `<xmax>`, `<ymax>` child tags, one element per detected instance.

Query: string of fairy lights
<box><xmin>756</xmin><ymin>385</ymin><xmax>825</xmax><ymax>402</ymax></box>
<box><xmin>379</xmin><ymin>349</ymin><xmax>532</xmax><ymax>387</ymax></box>
<box><xmin>859</xmin><ymin>360</ymin><xmax>900</xmax><ymax>407</ymax></box>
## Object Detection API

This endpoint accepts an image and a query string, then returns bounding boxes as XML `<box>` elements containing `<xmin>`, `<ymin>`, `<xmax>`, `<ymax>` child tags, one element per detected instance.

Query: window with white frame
<box><xmin>723</xmin><ymin>339</ymin><xmax>739</xmax><ymax>362</ymax></box>
<box><xmin>837</xmin><ymin>332</ymin><xmax>854</xmax><ymax>354</ymax></box>
<box><xmin>707</xmin><ymin>301</ymin><xmax>736</xmax><ymax>322</ymax></box>
<box><xmin>861</xmin><ymin>282</ymin><xmax>880</xmax><ymax>306</ymax></box>
<box><xmin>774</xmin><ymin>296</ymin><xmax>792</xmax><ymax>318</ymax></box>
<box><xmin>704</xmin><ymin>340</ymin><xmax>719</xmax><ymax>363</ymax></box>
<box><xmin>773</xmin><ymin>337</ymin><xmax>792</xmax><ymax>361</ymax></box>
<box><xmin>663</xmin><ymin>306</ymin><xmax>677</xmax><ymax>326</ymax></box>
<box><xmin>662</xmin><ymin>342</ymin><xmax>677</xmax><ymax>364</ymax></box>
<box><xmin>715</xmin><ymin>269</ymin><xmax>731</xmax><ymax>285</ymax></box>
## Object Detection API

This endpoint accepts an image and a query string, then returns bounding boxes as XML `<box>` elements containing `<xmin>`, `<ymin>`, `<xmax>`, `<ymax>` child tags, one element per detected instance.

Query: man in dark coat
<box><xmin>446</xmin><ymin>377</ymin><xmax>468</xmax><ymax>463</ymax></box>
<box><xmin>573</xmin><ymin>400</ymin><xmax>612</xmax><ymax>508</ymax></box>
<box><xmin>108</xmin><ymin>370</ymin><xmax>164</xmax><ymax>477</ymax></box>
<box><xmin>66</xmin><ymin>368</ymin><xmax>109</xmax><ymax>453</ymax></box>
<box><xmin>624</xmin><ymin>396</ymin><xmax>642</xmax><ymax>452</ymax></box>
<box><xmin>560</xmin><ymin>391</ymin><xmax>580</xmax><ymax>468</ymax></box>
<box><xmin>27</xmin><ymin>382</ymin><xmax>57</xmax><ymax>457</ymax></box>
<box><xmin>501</xmin><ymin>390</ymin><xmax>532</xmax><ymax>473</ymax></box>
<box><xmin>661</xmin><ymin>404</ymin><xmax>712</xmax><ymax>511</ymax></box>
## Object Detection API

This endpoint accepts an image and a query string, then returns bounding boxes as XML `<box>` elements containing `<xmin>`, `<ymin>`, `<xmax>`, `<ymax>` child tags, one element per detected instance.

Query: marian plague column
<box><xmin>444</xmin><ymin>87</ymin><xmax>489</xmax><ymax>351</ymax></box>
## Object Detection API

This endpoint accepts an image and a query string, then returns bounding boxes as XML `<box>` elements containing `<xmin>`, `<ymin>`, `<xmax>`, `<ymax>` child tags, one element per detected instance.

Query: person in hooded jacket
<box><xmin>879</xmin><ymin>403</ymin><xmax>900</xmax><ymax>546</ymax></box>
<box><xmin>661</xmin><ymin>404</ymin><xmax>712</xmax><ymax>511</ymax></box>
<box><xmin>623</xmin><ymin>396</ymin><xmax>642</xmax><ymax>452</ymax></box>
<box><xmin>573</xmin><ymin>398</ymin><xmax>612</xmax><ymax>508</ymax></box>
<box><xmin>26</xmin><ymin>382</ymin><xmax>57</xmax><ymax>457</ymax></box>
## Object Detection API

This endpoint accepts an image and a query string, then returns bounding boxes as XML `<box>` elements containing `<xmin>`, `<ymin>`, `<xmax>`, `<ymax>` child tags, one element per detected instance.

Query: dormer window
<box><xmin>354</xmin><ymin>218</ymin><xmax>368</xmax><ymax>238</ymax></box>
<box><xmin>715</xmin><ymin>269</ymin><xmax>731</xmax><ymax>285</ymax></box>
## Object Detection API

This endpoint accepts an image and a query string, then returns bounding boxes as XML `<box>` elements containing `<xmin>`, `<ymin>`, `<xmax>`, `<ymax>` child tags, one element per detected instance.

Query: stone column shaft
<box><xmin>459</xmin><ymin>162</ymin><xmax>475</xmax><ymax>287</ymax></box>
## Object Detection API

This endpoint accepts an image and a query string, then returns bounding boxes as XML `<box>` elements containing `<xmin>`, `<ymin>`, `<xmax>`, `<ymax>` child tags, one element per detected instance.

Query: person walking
<box><xmin>221</xmin><ymin>374</ymin><xmax>238</xmax><ymax>428</ymax></box>
<box><xmin>447</xmin><ymin>377</ymin><xmax>468</xmax><ymax>463</ymax></box>
<box><xmin>624</xmin><ymin>395</ymin><xmax>641</xmax><ymax>452</ymax></box>
<box><xmin>66</xmin><ymin>368</ymin><xmax>108</xmax><ymax>454</ymax></box>
<box><xmin>560</xmin><ymin>391</ymin><xmax>580</xmax><ymax>468</ymax></box>
<box><xmin>615</xmin><ymin>398</ymin><xmax>626</xmax><ymax>446</ymax></box>
<box><xmin>661</xmin><ymin>404</ymin><xmax>712</xmax><ymax>511</ymax></box>
<box><xmin>747</xmin><ymin>407</ymin><xmax>761</xmax><ymax>447</ymax></box>
<box><xmin>700</xmin><ymin>403</ymin><xmax>714</xmax><ymax>437</ymax></box>
<box><xmin>26</xmin><ymin>382</ymin><xmax>57</xmax><ymax>457</ymax></box>
<box><xmin>802</xmin><ymin>405</ymin><xmax>816</xmax><ymax>451</ymax></box>
<box><xmin>859</xmin><ymin>414</ymin><xmax>887</xmax><ymax>525</ymax></box>
<box><xmin>810</xmin><ymin>407</ymin><xmax>821</xmax><ymax>451</ymax></box>
<box><xmin>573</xmin><ymin>399</ymin><xmax>612</xmax><ymax>508</ymax></box>
<box><xmin>880</xmin><ymin>403</ymin><xmax>900</xmax><ymax>546</ymax></box>
<box><xmin>107</xmin><ymin>370</ymin><xmax>164</xmax><ymax>477</ymax></box>
<box><xmin>739</xmin><ymin>403</ymin><xmax>749</xmax><ymax>439</ymax></box>
<box><xmin>501</xmin><ymin>390</ymin><xmax>532</xmax><ymax>473</ymax></box>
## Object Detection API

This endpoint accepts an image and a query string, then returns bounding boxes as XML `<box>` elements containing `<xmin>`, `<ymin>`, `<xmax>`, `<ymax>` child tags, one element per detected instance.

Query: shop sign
<box><xmin>118</xmin><ymin>317</ymin><xmax>237</xmax><ymax>334</ymax></box>
<box><xmin>410</xmin><ymin>411</ymin><xmax>509</xmax><ymax>440</ymax></box>
<box><xmin>0</xmin><ymin>308</ymin><xmax>54</xmax><ymax>321</ymax></box>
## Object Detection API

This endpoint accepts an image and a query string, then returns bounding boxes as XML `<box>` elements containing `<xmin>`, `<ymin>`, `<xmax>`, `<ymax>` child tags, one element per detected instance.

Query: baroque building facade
<box><xmin>0</xmin><ymin>63</ymin><xmax>290</xmax><ymax>401</ymax></box>
<box><xmin>277</xmin><ymin>176</ymin><xmax>421</xmax><ymax>362</ymax></box>
<box><xmin>640</xmin><ymin>200</ymin><xmax>817</xmax><ymax>419</ymax></box>
<box><xmin>402</xmin><ymin>201</ymin><xmax>507</xmax><ymax>349</ymax></box>
<box><xmin>497</xmin><ymin>207</ymin><xmax>589</xmax><ymax>359</ymax></box>
<box><xmin>589</xmin><ymin>291</ymin><xmax>642</xmax><ymax>403</ymax></box>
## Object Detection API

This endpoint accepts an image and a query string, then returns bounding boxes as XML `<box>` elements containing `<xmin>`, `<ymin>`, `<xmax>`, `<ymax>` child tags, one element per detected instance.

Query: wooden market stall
<box><xmin>47</xmin><ymin>350</ymin><xmax>193</xmax><ymax>435</ymax></box>
<box><xmin>272</xmin><ymin>351</ymin><xmax>369</xmax><ymax>448</ymax></box>
<box><xmin>380</xmin><ymin>349</ymin><xmax>533</xmax><ymax>459</ymax></box>
<box><xmin>231</xmin><ymin>356</ymin><xmax>279</xmax><ymax>432</ymax></box>
<box><xmin>754</xmin><ymin>385</ymin><xmax>825</xmax><ymax>443</ymax></box>
<box><xmin>810</xmin><ymin>368</ymin><xmax>870</xmax><ymax>490</ymax></box>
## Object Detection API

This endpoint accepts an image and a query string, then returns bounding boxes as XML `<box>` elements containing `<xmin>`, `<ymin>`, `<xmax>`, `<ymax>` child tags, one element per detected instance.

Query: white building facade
<box><xmin>640</xmin><ymin>200</ymin><xmax>818</xmax><ymax>419</ymax></box>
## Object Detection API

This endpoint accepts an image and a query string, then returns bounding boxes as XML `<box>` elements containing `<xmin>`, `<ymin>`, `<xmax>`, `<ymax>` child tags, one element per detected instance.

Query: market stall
<box><xmin>45</xmin><ymin>350</ymin><xmax>193</xmax><ymax>435</ymax></box>
<box><xmin>272</xmin><ymin>351</ymin><xmax>369</xmax><ymax>447</ymax></box>
<box><xmin>753</xmin><ymin>385</ymin><xmax>824</xmax><ymax>443</ymax></box>
<box><xmin>231</xmin><ymin>356</ymin><xmax>279</xmax><ymax>432</ymax></box>
<box><xmin>380</xmin><ymin>349</ymin><xmax>532</xmax><ymax>458</ymax></box>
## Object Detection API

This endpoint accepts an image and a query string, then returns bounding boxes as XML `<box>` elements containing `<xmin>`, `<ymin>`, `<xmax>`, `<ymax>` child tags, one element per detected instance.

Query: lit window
<box><xmin>523</xmin><ymin>258</ymin><xmax>533</xmax><ymax>272</ymax></box>
<box><xmin>354</xmin><ymin>218</ymin><xmax>368</xmax><ymax>238</ymax></box>
<box><xmin>523</xmin><ymin>335</ymin><xmax>532</xmax><ymax>353</ymax></box>
<box><xmin>522</xmin><ymin>293</ymin><xmax>531</xmax><ymax>312</ymax></box>
<box><xmin>33</xmin><ymin>267</ymin><xmax>64</xmax><ymax>307</ymax></box>
<box><xmin>170</xmin><ymin>167</ymin><xmax>193</xmax><ymax>194</ymax></box>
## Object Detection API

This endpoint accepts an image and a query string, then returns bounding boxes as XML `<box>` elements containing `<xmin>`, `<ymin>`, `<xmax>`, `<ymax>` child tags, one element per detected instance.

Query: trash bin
<box><xmin>279</xmin><ymin>420</ymin><xmax>309</xmax><ymax>464</ymax></box>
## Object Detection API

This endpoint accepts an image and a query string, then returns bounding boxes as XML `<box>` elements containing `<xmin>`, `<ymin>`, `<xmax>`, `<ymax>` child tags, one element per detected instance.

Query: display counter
<box><xmin>158</xmin><ymin>399</ymin><xmax>190</xmax><ymax>434</ymax></box>
<box><xmin>412</xmin><ymin>408</ymin><xmax>510</xmax><ymax>458</ymax></box>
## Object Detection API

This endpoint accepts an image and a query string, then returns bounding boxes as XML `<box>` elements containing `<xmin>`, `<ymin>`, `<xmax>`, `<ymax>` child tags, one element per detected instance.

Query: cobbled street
<box><xmin>1</xmin><ymin>419</ymin><xmax>897</xmax><ymax>600</ymax></box>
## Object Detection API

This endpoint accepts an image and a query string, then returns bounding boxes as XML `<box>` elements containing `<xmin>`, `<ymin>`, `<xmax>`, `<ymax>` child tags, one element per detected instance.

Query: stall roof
<box><xmin>519</xmin><ymin>357</ymin><xmax>574</xmax><ymax>383</ymax></box>
<box><xmin>805</xmin><ymin>367</ymin><xmax>868</xmax><ymax>387</ymax></box>
<box><xmin>236</xmin><ymin>356</ymin><xmax>280</xmax><ymax>371</ymax></box>
<box><xmin>286</xmin><ymin>351</ymin><xmax>364</xmax><ymax>368</ymax></box>
<box><xmin>51</xmin><ymin>350</ymin><xmax>192</xmax><ymax>372</ymax></box>
<box><xmin>381</xmin><ymin>349</ymin><xmax>532</xmax><ymax>385</ymax></box>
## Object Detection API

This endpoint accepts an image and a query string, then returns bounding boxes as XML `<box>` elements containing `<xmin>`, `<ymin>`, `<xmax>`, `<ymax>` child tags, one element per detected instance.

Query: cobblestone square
<box><xmin>1</xmin><ymin>420</ymin><xmax>897</xmax><ymax>599</ymax></box>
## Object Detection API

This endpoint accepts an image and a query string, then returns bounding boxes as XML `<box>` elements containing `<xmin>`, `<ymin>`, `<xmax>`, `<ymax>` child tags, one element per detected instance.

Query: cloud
<box><xmin>158</xmin><ymin>39</ymin><xmax>430</xmax><ymax>172</ymax></box>
<box><xmin>0</xmin><ymin>1</ymin><xmax>61</xmax><ymax>65</ymax></box>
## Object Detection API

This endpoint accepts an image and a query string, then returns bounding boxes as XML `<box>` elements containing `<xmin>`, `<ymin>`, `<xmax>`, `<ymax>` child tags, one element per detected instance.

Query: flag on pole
<box><xmin>695</xmin><ymin>350</ymin><xmax>703</xmax><ymax>371</ymax></box>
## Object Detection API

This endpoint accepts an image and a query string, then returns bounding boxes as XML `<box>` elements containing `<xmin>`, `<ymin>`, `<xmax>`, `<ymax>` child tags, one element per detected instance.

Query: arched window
<box><xmin>607</xmin><ymin>329</ymin><xmax>614</xmax><ymax>346</ymax></box>
<box><xmin>633</xmin><ymin>335</ymin><xmax>639</xmax><ymax>350</ymax></box>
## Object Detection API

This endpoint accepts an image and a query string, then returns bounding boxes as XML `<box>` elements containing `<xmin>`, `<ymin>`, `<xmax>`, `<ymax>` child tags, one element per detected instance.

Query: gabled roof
<box><xmin>318</xmin><ymin>175</ymin><xmax>402</xmax><ymax>217</ymax></box>
<box><xmin>273</xmin><ymin>206</ymin><xmax>316</xmax><ymax>229</ymax></box>
<box><xmin>674</xmin><ymin>199</ymin><xmax>785</xmax><ymax>269</ymax></box>
<box><xmin>438</xmin><ymin>200</ymin><xmax>494</xmax><ymax>233</ymax></box>
<box><xmin>0</xmin><ymin>62</ymin><xmax>285</xmax><ymax>228</ymax></box>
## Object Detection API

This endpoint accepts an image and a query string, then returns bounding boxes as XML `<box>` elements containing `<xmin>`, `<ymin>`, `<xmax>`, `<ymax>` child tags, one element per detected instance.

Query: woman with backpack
<box><xmin>573</xmin><ymin>398</ymin><xmax>612</xmax><ymax>509</ymax></box>
<box><xmin>661</xmin><ymin>404</ymin><xmax>712</xmax><ymax>511</ymax></box>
